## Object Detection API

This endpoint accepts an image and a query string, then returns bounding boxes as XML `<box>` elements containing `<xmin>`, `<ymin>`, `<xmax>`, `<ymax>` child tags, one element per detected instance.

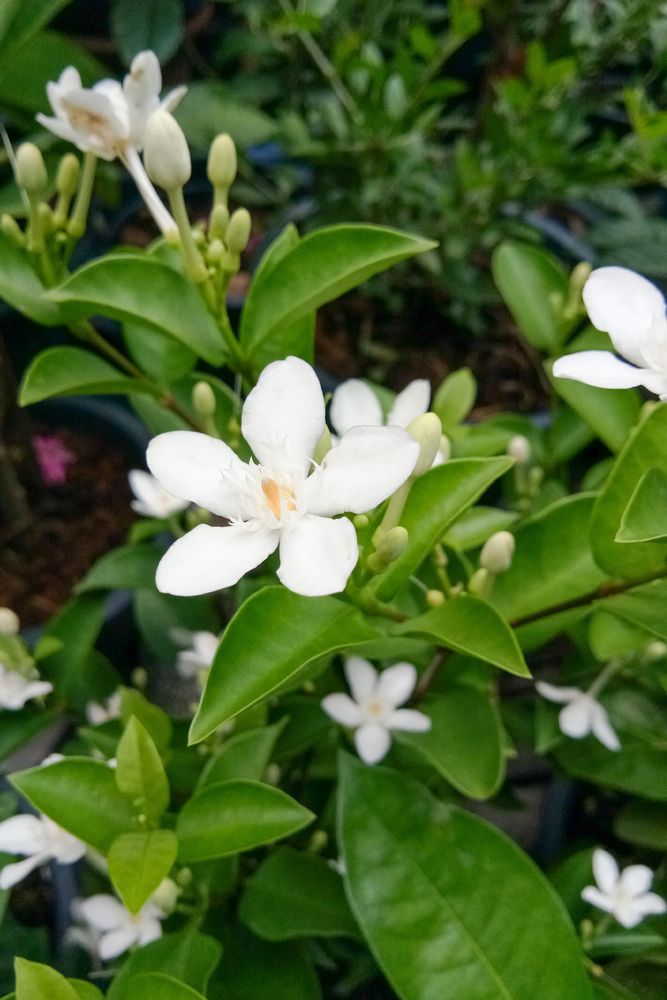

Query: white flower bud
<box><xmin>468</xmin><ymin>567</ymin><xmax>492</xmax><ymax>598</ymax></box>
<box><xmin>0</xmin><ymin>608</ymin><xmax>19</xmax><ymax>635</ymax></box>
<box><xmin>15</xmin><ymin>143</ymin><xmax>48</xmax><ymax>195</ymax></box>
<box><xmin>207</xmin><ymin>133</ymin><xmax>237</xmax><ymax>188</ymax></box>
<box><xmin>507</xmin><ymin>435</ymin><xmax>531</xmax><ymax>464</ymax></box>
<box><xmin>406</xmin><ymin>412</ymin><xmax>442</xmax><ymax>476</ymax></box>
<box><xmin>192</xmin><ymin>381</ymin><xmax>216</xmax><ymax>418</ymax></box>
<box><xmin>226</xmin><ymin>208</ymin><xmax>251</xmax><ymax>254</ymax></box>
<box><xmin>151</xmin><ymin>877</ymin><xmax>179</xmax><ymax>914</ymax></box>
<box><xmin>144</xmin><ymin>110</ymin><xmax>191</xmax><ymax>191</ymax></box>
<box><xmin>208</xmin><ymin>204</ymin><xmax>229</xmax><ymax>240</ymax></box>
<box><xmin>480</xmin><ymin>531</ymin><xmax>515</xmax><ymax>574</ymax></box>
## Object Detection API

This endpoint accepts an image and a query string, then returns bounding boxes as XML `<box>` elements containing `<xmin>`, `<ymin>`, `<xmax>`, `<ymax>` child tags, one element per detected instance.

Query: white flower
<box><xmin>321</xmin><ymin>657</ymin><xmax>431</xmax><ymax>764</ymax></box>
<box><xmin>147</xmin><ymin>357</ymin><xmax>419</xmax><ymax>598</ymax></box>
<box><xmin>86</xmin><ymin>690</ymin><xmax>122</xmax><ymax>725</ymax></box>
<box><xmin>582</xmin><ymin>849</ymin><xmax>667</xmax><ymax>928</ymax></box>
<box><xmin>0</xmin><ymin>813</ymin><xmax>86</xmax><ymax>889</ymax></box>
<box><xmin>553</xmin><ymin>267</ymin><xmax>667</xmax><ymax>398</ymax></box>
<box><xmin>129</xmin><ymin>470</ymin><xmax>189</xmax><ymax>519</ymax></box>
<box><xmin>535</xmin><ymin>681</ymin><xmax>620</xmax><ymax>751</ymax></box>
<box><xmin>329</xmin><ymin>378</ymin><xmax>448</xmax><ymax>465</ymax></box>
<box><xmin>170</xmin><ymin>629</ymin><xmax>219</xmax><ymax>679</ymax></box>
<box><xmin>0</xmin><ymin>663</ymin><xmax>52</xmax><ymax>710</ymax></box>
<box><xmin>74</xmin><ymin>893</ymin><xmax>165</xmax><ymax>960</ymax></box>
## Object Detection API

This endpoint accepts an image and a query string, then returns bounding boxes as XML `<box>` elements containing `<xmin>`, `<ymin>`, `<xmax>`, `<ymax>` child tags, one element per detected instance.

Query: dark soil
<box><xmin>0</xmin><ymin>426</ymin><xmax>134</xmax><ymax>627</ymax></box>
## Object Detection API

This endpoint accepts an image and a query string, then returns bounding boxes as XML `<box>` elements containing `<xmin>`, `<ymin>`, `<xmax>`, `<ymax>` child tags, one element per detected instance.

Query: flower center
<box><xmin>365</xmin><ymin>699</ymin><xmax>385</xmax><ymax>720</ymax></box>
<box><xmin>63</xmin><ymin>102</ymin><xmax>123</xmax><ymax>149</ymax></box>
<box><xmin>261</xmin><ymin>477</ymin><xmax>296</xmax><ymax>520</ymax></box>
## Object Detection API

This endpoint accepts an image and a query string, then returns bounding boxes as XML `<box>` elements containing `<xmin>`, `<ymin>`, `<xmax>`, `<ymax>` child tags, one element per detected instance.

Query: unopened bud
<box><xmin>264</xmin><ymin>763</ymin><xmax>281</xmax><ymax>786</ymax></box>
<box><xmin>439</xmin><ymin>434</ymin><xmax>451</xmax><ymax>462</ymax></box>
<box><xmin>15</xmin><ymin>143</ymin><xmax>47</xmax><ymax>195</ymax></box>
<box><xmin>313</xmin><ymin>425</ymin><xmax>332</xmax><ymax>464</ymax></box>
<box><xmin>426</xmin><ymin>589</ymin><xmax>445</xmax><ymax>607</ymax></box>
<box><xmin>570</xmin><ymin>261</ymin><xmax>592</xmax><ymax>296</ymax></box>
<box><xmin>353</xmin><ymin>513</ymin><xmax>369</xmax><ymax>530</ymax></box>
<box><xmin>480</xmin><ymin>531</ymin><xmax>515</xmax><ymax>574</ymax></box>
<box><xmin>131</xmin><ymin>667</ymin><xmax>148</xmax><ymax>690</ymax></box>
<box><xmin>55</xmin><ymin>153</ymin><xmax>80</xmax><ymax>197</ymax></box>
<box><xmin>406</xmin><ymin>412</ymin><xmax>442</xmax><ymax>476</ymax></box>
<box><xmin>1</xmin><ymin>214</ymin><xmax>25</xmax><ymax>247</ymax></box>
<box><xmin>375</xmin><ymin>526</ymin><xmax>408</xmax><ymax>564</ymax></box>
<box><xmin>192</xmin><ymin>380</ymin><xmax>216</xmax><ymax>418</ymax></box>
<box><xmin>645</xmin><ymin>640</ymin><xmax>667</xmax><ymax>660</ymax></box>
<box><xmin>308</xmin><ymin>829</ymin><xmax>328</xmax><ymax>853</ymax></box>
<box><xmin>0</xmin><ymin>608</ymin><xmax>19</xmax><ymax>635</ymax></box>
<box><xmin>206</xmin><ymin>238</ymin><xmax>224</xmax><ymax>263</ymax></box>
<box><xmin>37</xmin><ymin>202</ymin><xmax>53</xmax><ymax>234</ymax></box>
<box><xmin>151</xmin><ymin>877</ymin><xmax>179</xmax><ymax>914</ymax></box>
<box><xmin>207</xmin><ymin>133</ymin><xmax>237</xmax><ymax>189</ymax></box>
<box><xmin>144</xmin><ymin>110</ymin><xmax>191</xmax><ymax>190</ymax></box>
<box><xmin>175</xmin><ymin>867</ymin><xmax>192</xmax><ymax>888</ymax></box>
<box><xmin>209</xmin><ymin>204</ymin><xmax>229</xmax><ymax>240</ymax></box>
<box><xmin>468</xmin><ymin>567</ymin><xmax>492</xmax><ymax>598</ymax></box>
<box><xmin>507</xmin><ymin>435</ymin><xmax>531</xmax><ymax>464</ymax></box>
<box><xmin>226</xmin><ymin>208</ymin><xmax>251</xmax><ymax>254</ymax></box>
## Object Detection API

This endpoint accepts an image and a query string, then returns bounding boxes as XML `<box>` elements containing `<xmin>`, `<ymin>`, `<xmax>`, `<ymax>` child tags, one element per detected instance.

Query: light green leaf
<box><xmin>338</xmin><ymin>756</ymin><xmax>593</xmax><ymax>1000</ymax></box>
<box><xmin>190</xmin><ymin>588</ymin><xmax>381</xmax><ymax>743</ymax></box>
<box><xmin>108</xmin><ymin>830</ymin><xmax>178</xmax><ymax>914</ymax></box>
<box><xmin>0</xmin><ymin>1</ymin><xmax>70</xmax><ymax>71</ymax></box>
<box><xmin>492</xmin><ymin>241</ymin><xmax>569</xmax><ymax>352</ymax></box>
<box><xmin>197</xmin><ymin>722</ymin><xmax>286</xmax><ymax>789</ymax></box>
<box><xmin>176</xmin><ymin>780</ymin><xmax>314</xmax><ymax>862</ymax></box>
<box><xmin>444</xmin><ymin>506</ymin><xmax>519</xmax><ymax>551</ymax></box>
<box><xmin>116</xmin><ymin>717</ymin><xmax>170</xmax><ymax>823</ymax></box>
<box><xmin>107</xmin><ymin>930</ymin><xmax>222</xmax><ymax>1000</ymax></box>
<box><xmin>120</xmin><ymin>687</ymin><xmax>173</xmax><ymax>751</ymax></box>
<box><xmin>432</xmin><ymin>368</ymin><xmax>476</xmax><ymax>431</ymax></box>
<box><xmin>616</xmin><ymin>467</ymin><xmax>667</xmax><ymax>543</ymax></box>
<box><xmin>14</xmin><ymin>959</ymin><xmax>78</xmax><ymax>1000</ymax></box>
<box><xmin>110</xmin><ymin>0</ymin><xmax>184</xmax><ymax>65</ymax></box>
<box><xmin>48</xmin><ymin>257</ymin><xmax>226</xmax><ymax>365</ymax></box>
<box><xmin>0</xmin><ymin>232</ymin><xmax>61</xmax><ymax>323</ymax></box>
<box><xmin>76</xmin><ymin>545</ymin><xmax>161</xmax><ymax>593</ymax></box>
<box><xmin>19</xmin><ymin>347</ymin><xmax>157</xmax><ymax>405</ymax></box>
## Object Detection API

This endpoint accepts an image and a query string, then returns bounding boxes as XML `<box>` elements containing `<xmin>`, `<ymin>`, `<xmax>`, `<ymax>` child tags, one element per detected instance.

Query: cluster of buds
<box><xmin>468</xmin><ymin>530</ymin><xmax>516</xmax><ymax>598</ymax></box>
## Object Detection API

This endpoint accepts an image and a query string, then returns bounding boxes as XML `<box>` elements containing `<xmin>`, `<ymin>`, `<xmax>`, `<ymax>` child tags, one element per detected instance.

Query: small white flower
<box><xmin>74</xmin><ymin>893</ymin><xmax>165</xmax><ymax>960</ymax></box>
<box><xmin>582</xmin><ymin>848</ymin><xmax>667</xmax><ymax>928</ymax></box>
<box><xmin>329</xmin><ymin>378</ymin><xmax>447</xmax><ymax>465</ymax></box>
<box><xmin>129</xmin><ymin>469</ymin><xmax>190</xmax><ymax>519</ymax></box>
<box><xmin>147</xmin><ymin>357</ymin><xmax>419</xmax><ymax>598</ymax></box>
<box><xmin>0</xmin><ymin>663</ymin><xmax>52</xmax><ymax>711</ymax></box>
<box><xmin>321</xmin><ymin>657</ymin><xmax>431</xmax><ymax>765</ymax></box>
<box><xmin>553</xmin><ymin>267</ymin><xmax>667</xmax><ymax>398</ymax></box>
<box><xmin>86</xmin><ymin>690</ymin><xmax>122</xmax><ymax>726</ymax></box>
<box><xmin>170</xmin><ymin>629</ymin><xmax>219</xmax><ymax>679</ymax></box>
<box><xmin>0</xmin><ymin>813</ymin><xmax>86</xmax><ymax>889</ymax></box>
<box><xmin>536</xmin><ymin>681</ymin><xmax>620</xmax><ymax>751</ymax></box>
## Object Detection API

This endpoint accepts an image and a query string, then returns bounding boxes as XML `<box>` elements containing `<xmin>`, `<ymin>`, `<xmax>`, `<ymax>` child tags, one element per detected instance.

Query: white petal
<box><xmin>634</xmin><ymin>892</ymin><xmax>667</xmax><ymax>917</ymax></box>
<box><xmin>581</xmin><ymin>885</ymin><xmax>614</xmax><ymax>914</ymax></box>
<box><xmin>552</xmin><ymin>351</ymin><xmax>659</xmax><ymax>390</ymax></box>
<box><xmin>354</xmin><ymin>723</ymin><xmax>392</xmax><ymax>764</ymax></box>
<box><xmin>589</xmin><ymin>701</ymin><xmax>621</xmax><ymax>752</ymax></box>
<box><xmin>343</xmin><ymin>657</ymin><xmax>377</xmax><ymax>704</ymax></box>
<box><xmin>98</xmin><ymin>926</ymin><xmax>138</xmax><ymax>960</ymax></box>
<box><xmin>0</xmin><ymin>815</ymin><xmax>46</xmax><ymax>855</ymax></box>
<box><xmin>329</xmin><ymin>380</ymin><xmax>383</xmax><ymax>437</ymax></box>
<box><xmin>306</xmin><ymin>426</ymin><xmax>419</xmax><ymax>517</ymax></box>
<box><xmin>559</xmin><ymin>698</ymin><xmax>593</xmax><ymax>739</ymax></box>
<box><xmin>387</xmin><ymin>380</ymin><xmax>431</xmax><ymax>428</ymax></box>
<box><xmin>321</xmin><ymin>693</ymin><xmax>363</xmax><ymax>727</ymax></box>
<box><xmin>242</xmin><ymin>357</ymin><xmax>325</xmax><ymax>476</ymax></box>
<box><xmin>156</xmin><ymin>523</ymin><xmax>279</xmax><ymax>596</ymax></box>
<box><xmin>193</xmin><ymin>631</ymin><xmax>219</xmax><ymax>662</ymax></box>
<box><xmin>387</xmin><ymin>708</ymin><xmax>431</xmax><ymax>732</ymax></box>
<box><xmin>137</xmin><ymin>917</ymin><xmax>163</xmax><ymax>947</ymax></box>
<box><xmin>619</xmin><ymin>864</ymin><xmax>653</xmax><ymax>896</ymax></box>
<box><xmin>614</xmin><ymin>900</ymin><xmax>646</xmax><ymax>929</ymax></box>
<box><xmin>78</xmin><ymin>895</ymin><xmax>127</xmax><ymax>931</ymax></box>
<box><xmin>128</xmin><ymin>469</ymin><xmax>188</xmax><ymax>517</ymax></box>
<box><xmin>0</xmin><ymin>853</ymin><xmax>47</xmax><ymax>889</ymax></box>
<box><xmin>161</xmin><ymin>86</ymin><xmax>187</xmax><ymax>114</ymax></box>
<box><xmin>146</xmin><ymin>431</ymin><xmax>246</xmax><ymax>517</ymax></box>
<box><xmin>277</xmin><ymin>514</ymin><xmax>358</xmax><ymax>596</ymax></box>
<box><xmin>583</xmin><ymin>266</ymin><xmax>667</xmax><ymax>368</ymax></box>
<box><xmin>593</xmin><ymin>849</ymin><xmax>620</xmax><ymax>895</ymax></box>
<box><xmin>535</xmin><ymin>681</ymin><xmax>582</xmax><ymax>704</ymax></box>
<box><xmin>35</xmin><ymin>113</ymin><xmax>78</xmax><ymax>146</ymax></box>
<box><xmin>375</xmin><ymin>663</ymin><xmax>417</xmax><ymax>708</ymax></box>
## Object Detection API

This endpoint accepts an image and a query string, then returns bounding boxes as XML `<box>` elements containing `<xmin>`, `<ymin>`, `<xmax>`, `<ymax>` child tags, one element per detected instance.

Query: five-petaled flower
<box><xmin>72</xmin><ymin>893</ymin><xmax>166</xmax><ymax>960</ymax></box>
<box><xmin>129</xmin><ymin>469</ymin><xmax>190</xmax><ymax>519</ymax></box>
<box><xmin>321</xmin><ymin>657</ymin><xmax>431</xmax><ymax>764</ymax></box>
<box><xmin>536</xmin><ymin>681</ymin><xmax>620</xmax><ymax>751</ymax></box>
<box><xmin>0</xmin><ymin>663</ymin><xmax>52</xmax><ymax>711</ymax></box>
<box><xmin>0</xmin><ymin>813</ymin><xmax>86</xmax><ymax>889</ymax></box>
<box><xmin>553</xmin><ymin>266</ymin><xmax>667</xmax><ymax>398</ymax></box>
<box><xmin>582</xmin><ymin>848</ymin><xmax>666</xmax><ymax>928</ymax></box>
<box><xmin>147</xmin><ymin>357</ymin><xmax>419</xmax><ymax>598</ymax></box>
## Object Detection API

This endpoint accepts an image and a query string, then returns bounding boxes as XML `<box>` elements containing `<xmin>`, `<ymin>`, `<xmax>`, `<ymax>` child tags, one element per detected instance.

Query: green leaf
<box><xmin>372</xmin><ymin>457</ymin><xmax>514</xmax><ymax>601</ymax></box>
<box><xmin>197</xmin><ymin>722</ymin><xmax>286</xmax><ymax>789</ymax></box>
<box><xmin>432</xmin><ymin>368</ymin><xmax>476</xmax><ymax>430</ymax></box>
<box><xmin>397</xmin><ymin>687</ymin><xmax>506</xmax><ymax>798</ymax></box>
<box><xmin>124</xmin><ymin>321</ymin><xmax>197</xmax><ymax>383</ymax></box>
<box><xmin>116</xmin><ymin>717</ymin><xmax>170</xmax><ymax>823</ymax></box>
<box><xmin>444</xmin><ymin>506</ymin><xmax>519</xmax><ymax>551</ymax></box>
<box><xmin>0</xmin><ymin>232</ymin><xmax>61</xmax><ymax>324</ymax></box>
<box><xmin>598</xmin><ymin>580</ymin><xmax>667</xmax><ymax>643</ymax></box>
<box><xmin>0</xmin><ymin>709</ymin><xmax>60</xmax><ymax>767</ymax></box>
<box><xmin>108</xmin><ymin>830</ymin><xmax>178</xmax><ymax>914</ymax></box>
<box><xmin>38</xmin><ymin>593</ymin><xmax>107</xmax><ymax>707</ymax></box>
<box><xmin>491</xmin><ymin>241</ymin><xmax>569</xmax><ymax>352</ymax></box>
<box><xmin>176</xmin><ymin>780</ymin><xmax>314</xmax><ymax>863</ymax></box>
<box><xmin>0</xmin><ymin>1</ymin><xmax>70</xmax><ymax>73</ymax></box>
<box><xmin>190</xmin><ymin>588</ymin><xmax>381</xmax><ymax>743</ymax></box>
<box><xmin>338</xmin><ymin>756</ymin><xmax>593</xmax><ymax>1000</ymax></box>
<box><xmin>590</xmin><ymin>405</ymin><xmax>667</xmax><ymax>577</ymax></box>
<box><xmin>122</xmin><ymin>975</ymin><xmax>205</xmax><ymax>1000</ymax></box>
<box><xmin>174</xmin><ymin>81</ymin><xmax>278</xmax><ymax>151</ymax></box>
<box><xmin>614</xmin><ymin>800</ymin><xmax>667</xmax><ymax>851</ymax></box>
<box><xmin>19</xmin><ymin>347</ymin><xmax>157</xmax><ymax>405</ymax></box>
<box><xmin>107</xmin><ymin>930</ymin><xmax>222</xmax><ymax>1000</ymax></box>
<box><xmin>0</xmin><ymin>30</ymin><xmax>105</xmax><ymax>114</ymax></box>
<box><xmin>213</xmin><ymin>924</ymin><xmax>321</xmax><ymax>1000</ymax></box>
<box><xmin>110</xmin><ymin>0</ymin><xmax>184</xmax><ymax>65</ymax></box>
<box><xmin>120</xmin><ymin>688</ymin><xmax>173</xmax><ymax>751</ymax></box>
<box><xmin>14</xmin><ymin>959</ymin><xmax>78</xmax><ymax>1000</ymax></box>
<box><xmin>240</xmin><ymin>846</ymin><xmax>358</xmax><ymax>940</ymax></box>
<box><xmin>239</xmin><ymin>224</ymin><xmax>436</xmax><ymax>367</ymax></box>
<box><xmin>556</xmin><ymin>736</ymin><xmax>667</xmax><ymax>801</ymax></box>
<box><xmin>394</xmin><ymin>595</ymin><xmax>529</xmax><ymax>677</ymax></box>
<box><xmin>48</xmin><ymin>257</ymin><xmax>226</xmax><ymax>366</ymax></box>
<box><xmin>616</xmin><ymin>467</ymin><xmax>667</xmax><ymax>543</ymax></box>
<box><xmin>76</xmin><ymin>545</ymin><xmax>161</xmax><ymax>593</ymax></box>
<box><xmin>10</xmin><ymin>758</ymin><xmax>138</xmax><ymax>853</ymax></box>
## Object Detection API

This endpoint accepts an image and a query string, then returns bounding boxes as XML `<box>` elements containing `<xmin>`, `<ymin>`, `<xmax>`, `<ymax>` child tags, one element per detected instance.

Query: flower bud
<box><xmin>209</xmin><ymin>204</ymin><xmax>229</xmax><ymax>240</ymax></box>
<box><xmin>426</xmin><ymin>589</ymin><xmax>445</xmax><ymax>607</ymax></box>
<box><xmin>192</xmin><ymin>380</ymin><xmax>216</xmax><ymax>418</ymax></box>
<box><xmin>439</xmin><ymin>434</ymin><xmax>451</xmax><ymax>462</ymax></box>
<box><xmin>206</xmin><ymin>238</ymin><xmax>224</xmax><ymax>264</ymax></box>
<box><xmin>175</xmin><ymin>867</ymin><xmax>192</xmax><ymax>888</ymax></box>
<box><xmin>207</xmin><ymin>133</ymin><xmax>237</xmax><ymax>189</ymax></box>
<box><xmin>1</xmin><ymin>214</ymin><xmax>25</xmax><ymax>247</ymax></box>
<box><xmin>15</xmin><ymin>143</ymin><xmax>48</xmax><ymax>195</ymax></box>
<box><xmin>645</xmin><ymin>640</ymin><xmax>667</xmax><ymax>660</ymax></box>
<box><xmin>0</xmin><ymin>608</ymin><xmax>19</xmax><ymax>635</ymax></box>
<box><xmin>353</xmin><ymin>513</ymin><xmax>369</xmax><ymax>530</ymax></box>
<box><xmin>468</xmin><ymin>567</ymin><xmax>492</xmax><ymax>598</ymax></box>
<box><xmin>55</xmin><ymin>153</ymin><xmax>80</xmax><ymax>197</ymax></box>
<box><xmin>507</xmin><ymin>434</ymin><xmax>531</xmax><ymax>464</ymax></box>
<box><xmin>144</xmin><ymin>110</ymin><xmax>191</xmax><ymax>190</ymax></box>
<box><xmin>375</xmin><ymin>526</ymin><xmax>408</xmax><ymax>564</ymax></box>
<box><xmin>226</xmin><ymin>208</ymin><xmax>251</xmax><ymax>254</ymax></box>
<box><xmin>406</xmin><ymin>412</ymin><xmax>442</xmax><ymax>476</ymax></box>
<box><xmin>151</xmin><ymin>877</ymin><xmax>179</xmax><ymax>914</ymax></box>
<box><xmin>480</xmin><ymin>531</ymin><xmax>515</xmax><ymax>574</ymax></box>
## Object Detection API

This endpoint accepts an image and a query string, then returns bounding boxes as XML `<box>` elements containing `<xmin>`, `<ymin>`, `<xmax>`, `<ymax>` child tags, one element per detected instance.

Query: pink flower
<box><xmin>32</xmin><ymin>434</ymin><xmax>76</xmax><ymax>486</ymax></box>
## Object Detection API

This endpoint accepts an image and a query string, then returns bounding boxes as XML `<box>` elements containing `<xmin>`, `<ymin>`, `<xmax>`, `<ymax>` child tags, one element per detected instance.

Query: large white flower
<box><xmin>0</xmin><ymin>663</ymin><xmax>52</xmax><ymax>711</ymax></box>
<box><xmin>553</xmin><ymin>267</ymin><xmax>667</xmax><ymax>398</ymax></box>
<box><xmin>74</xmin><ymin>893</ymin><xmax>165</xmax><ymax>960</ymax></box>
<box><xmin>147</xmin><ymin>357</ymin><xmax>419</xmax><ymax>598</ymax></box>
<box><xmin>129</xmin><ymin>469</ymin><xmax>189</xmax><ymax>519</ymax></box>
<box><xmin>321</xmin><ymin>657</ymin><xmax>431</xmax><ymax>764</ymax></box>
<box><xmin>582</xmin><ymin>848</ymin><xmax>667</xmax><ymax>928</ymax></box>
<box><xmin>0</xmin><ymin>813</ymin><xmax>86</xmax><ymax>889</ymax></box>
<box><xmin>170</xmin><ymin>629</ymin><xmax>219</xmax><ymax>679</ymax></box>
<box><xmin>535</xmin><ymin>681</ymin><xmax>620</xmax><ymax>751</ymax></box>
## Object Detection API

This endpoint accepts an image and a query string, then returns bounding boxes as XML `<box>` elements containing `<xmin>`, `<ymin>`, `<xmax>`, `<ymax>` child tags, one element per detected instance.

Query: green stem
<box><xmin>167</xmin><ymin>185</ymin><xmax>218</xmax><ymax>311</ymax></box>
<box><xmin>588</xmin><ymin>659</ymin><xmax>624</xmax><ymax>699</ymax></box>
<box><xmin>66</xmin><ymin>151</ymin><xmax>97</xmax><ymax>255</ymax></box>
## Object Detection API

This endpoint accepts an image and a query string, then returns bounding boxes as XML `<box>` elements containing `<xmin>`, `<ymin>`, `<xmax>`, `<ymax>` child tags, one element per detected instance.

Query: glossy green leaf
<box><xmin>213</xmin><ymin>924</ymin><xmax>321</xmax><ymax>1000</ymax></box>
<box><xmin>397</xmin><ymin>687</ymin><xmax>506</xmax><ymax>798</ymax></box>
<box><xmin>176</xmin><ymin>780</ymin><xmax>314</xmax><ymax>862</ymax></box>
<box><xmin>616</xmin><ymin>467</ymin><xmax>667</xmax><ymax>543</ymax></box>
<box><xmin>338</xmin><ymin>756</ymin><xmax>593</xmax><ymax>1000</ymax></box>
<box><xmin>556</xmin><ymin>736</ymin><xmax>667</xmax><ymax>801</ymax></box>
<box><xmin>190</xmin><ymin>588</ymin><xmax>381</xmax><ymax>743</ymax></box>
<box><xmin>120</xmin><ymin>688</ymin><xmax>173</xmax><ymax>751</ymax></box>
<box><xmin>588</xmin><ymin>610</ymin><xmax>653</xmax><ymax>660</ymax></box>
<box><xmin>492</xmin><ymin>241</ymin><xmax>569</xmax><ymax>352</ymax></box>
<box><xmin>107</xmin><ymin>930</ymin><xmax>222</xmax><ymax>1000</ymax></box>
<box><xmin>444</xmin><ymin>506</ymin><xmax>519</xmax><ymax>551</ymax></box>
<box><xmin>108</xmin><ymin>830</ymin><xmax>177</xmax><ymax>914</ymax></box>
<box><xmin>124</xmin><ymin>321</ymin><xmax>197</xmax><ymax>383</ymax></box>
<box><xmin>14</xmin><ymin>959</ymin><xmax>78</xmax><ymax>1000</ymax></box>
<box><xmin>240</xmin><ymin>846</ymin><xmax>358</xmax><ymax>940</ymax></box>
<box><xmin>240</xmin><ymin>224</ymin><xmax>436</xmax><ymax>364</ymax></box>
<box><xmin>48</xmin><ymin>257</ymin><xmax>226</xmax><ymax>365</ymax></box>
<box><xmin>19</xmin><ymin>347</ymin><xmax>157</xmax><ymax>405</ymax></box>
<box><xmin>0</xmin><ymin>232</ymin><xmax>61</xmax><ymax>324</ymax></box>
<box><xmin>76</xmin><ymin>544</ymin><xmax>161</xmax><ymax>593</ymax></box>
<box><xmin>197</xmin><ymin>722</ymin><xmax>287</xmax><ymax>789</ymax></box>
<box><xmin>432</xmin><ymin>368</ymin><xmax>476</xmax><ymax>430</ymax></box>
<box><xmin>372</xmin><ymin>457</ymin><xmax>514</xmax><ymax>601</ymax></box>
<box><xmin>614</xmin><ymin>800</ymin><xmax>667</xmax><ymax>851</ymax></box>
<box><xmin>394</xmin><ymin>594</ymin><xmax>529</xmax><ymax>676</ymax></box>
<box><xmin>0</xmin><ymin>1</ymin><xmax>70</xmax><ymax>68</ymax></box>
<box><xmin>597</xmin><ymin>580</ymin><xmax>667</xmax><ymax>642</ymax></box>
<box><xmin>122</xmin><ymin>974</ymin><xmax>205</xmax><ymax>1000</ymax></box>
<box><xmin>116</xmin><ymin>717</ymin><xmax>170</xmax><ymax>823</ymax></box>
<box><xmin>10</xmin><ymin>758</ymin><xmax>138</xmax><ymax>853</ymax></box>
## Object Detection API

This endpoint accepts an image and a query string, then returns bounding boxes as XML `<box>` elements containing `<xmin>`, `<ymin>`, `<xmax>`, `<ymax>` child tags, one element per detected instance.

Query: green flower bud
<box><xmin>1</xmin><ymin>214</ymin><xmax>25</xmax><ymax>248</ymax></box>
<box><xmin>151</xmin><ymin>877</ymin><xmax>180</xmax><ymax>914</ymax></box>
<box><xmin>144</xmin><ymin>110</ymin><xmax>191</xmax><ymax>191</ymax></box>
<box><xmin>55</xmin><ymin>153</ymin><xmax>80</xmax><ymax>197</ymax></box>
<box><xmin>226</xmin><ymin>208</ymin><xmax>251</xmax><ymax>254</ymax></box>
<box><xmin>406</xmin><ymin>412</ymin><xmax>442</xmax><ymax>476</ymax></box>
<box><xmin>207</xmin><ymin>133</ymin><xmax>237</xmax><ymax>188</ymax></box>
<box><xmin>353</xmin><ymin>513</ymin><xmax>369</xmax><ymax>530</ymax></box>
<box><xmin>426</xmin><ymin>589</ymin><xmax>445</xmax><ymax>607</ymax></box>
<box><xmin>37</xmin><ymin>202</ymin><xmax>53</xmax><ymax>234</ymax></box>
<box><xmin>479</xmin><ymin>531</ymin><xmax>515</xmax><ymax>574</ymax></box>
<box><xmin>192</xmin><ymin>380</ymin><xmax>217</xmax><ymax>418</ymax></box>
<box><xmin>375</xmin><ymin>525</ymin><xmax>408</xmax><ymax>564</ymax></box>
<box><xmin>15</xmin><ymin>143</ymin><xmax>48</xmax><ymax>195</ymax></box>
<box><xmin>468</xmin><ymin>567</ymin><xmax>492</xmax><ymax>598</ymax></box>
<box><xmin>206</xmin><ymin>238</ymin><xmax>224</xmax><ymax>263</ymax></box>
<box><xmin>209</xmin><ymin>204</ymin><xmax>229</xmax><ymax>240</ymax></box>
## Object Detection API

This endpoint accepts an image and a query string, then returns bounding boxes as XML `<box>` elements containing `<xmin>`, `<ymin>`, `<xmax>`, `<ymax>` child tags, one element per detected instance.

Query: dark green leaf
<box><xmin>107</xmin><ymin>930</ymin><xmax>221</xmax><ymax>1000</ymax></box>
<box><xmin>614</xmin><ymin>800</ymin><xmax>667</xmax><ymax>851</ymax></box>
<box><xmin>212</xmin><ymin>924</ymin><xmax>321</xmax><ymax>1000</ymax></box>
<box><xmin>492</xmin><ymin>241</ymin><xmax>569</xmax><ymax>352</ymax></box>
<box><xmin>197</xmin><ymin>722</ymin><xmax>286</xmax><ymax>789</ymax></box>
<box><xmin>76</xmin><ymin>545</ymin><xmax>161</xmax><ymax>593</ymax></box>
<box><xmin>0</xmin><ymin>233</ymin><xmax>61</xmax><ymax>324</ymax></box>
<box><xmin>110</xmin><ymin>0</ymin><xmax>184</xmax><ymax>65</ymax></box>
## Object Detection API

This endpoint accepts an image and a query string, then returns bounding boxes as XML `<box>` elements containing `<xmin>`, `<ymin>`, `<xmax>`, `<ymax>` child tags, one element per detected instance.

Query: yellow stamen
<box><xmin>261</xmin><ymin>478</ymin><xmax>296</xmax><ymax>519</ymax></box>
